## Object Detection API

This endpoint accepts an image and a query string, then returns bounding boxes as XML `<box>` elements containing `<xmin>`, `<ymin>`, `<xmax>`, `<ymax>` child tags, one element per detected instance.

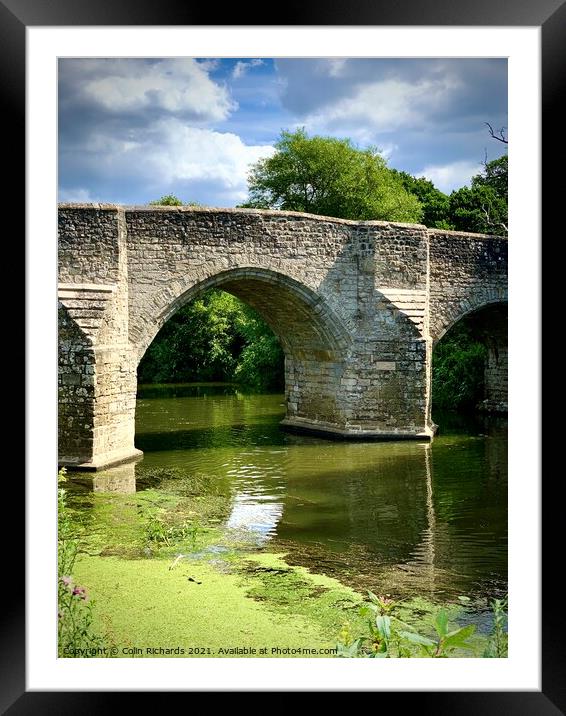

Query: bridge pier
<box><xmin>280</xmin><ymin>337</ymin><xmax>434</xmax><ymax>440</ymax></box>
<box><xmin>58</xmin><ymin>206</ymin><xmax>506</xmax><ymax>469</ymax></box>
<box><xmin>478</xmin><ymin>304</ymin><xmax>508</xmax><ymax>413</ymax></box>
<box><xmin>58</xmin><ymin>310</ymin><xmax>141</xmax><ymax>470</ymax></box>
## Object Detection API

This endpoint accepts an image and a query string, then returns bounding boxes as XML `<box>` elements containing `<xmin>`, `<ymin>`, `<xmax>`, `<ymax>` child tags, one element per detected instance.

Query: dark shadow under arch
<box><xmin>433</xmin><ymin>298</ymin><xmax>508</xmax><ymax>349</ymax></box>
<box><xmin>432</xmin><ymin>301</ymin><xmax>508</xmax><ymax>414</ymax></box>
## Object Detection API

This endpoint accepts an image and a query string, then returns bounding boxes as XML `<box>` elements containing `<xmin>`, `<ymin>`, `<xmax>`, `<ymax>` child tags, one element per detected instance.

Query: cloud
<box><xmin>60</xmin><ymin>119</ymin><xmax>275</xmax><ymax>205</ymax></box>
<box><xmin>60</xmin><ymin>58</ymin><xmax>236</xmax><ymax>122</ymax></box>
<box><xmin>232</xmin><ymin>59</ymin><xmax>264</xmax><ymax>79</ymax></box>
<box><xmin>58</xmin><ymin>59</ymin><xmax>274</xmax><ymax>205</ymax></box>
<box><xmin>418</xmin><ymin>160</ymin><xmax>482</xmax><ymax>194</ymax></box>
<box><xmin>57</xmin><ymin>58</ymin><xmax>507</xmax><ymax>205</ymax></box>
<box><xmin>303</xmin><ymin>76</ymin><xmax>460</xmax><ymax>142</ymax></box>
<box><xmin>140</xmin><ymin>120</ymin><xmax>274</xmax><ymax>189</ymax></box>
<box><xmin>275</xmin><ymin>58</ymin><xmax>507</xmax><ymax>146</ymax></box>
<box><xmin>326</xmin><ymin>59</ymin><xmax>348</xmax><ymax>78</ymax></box>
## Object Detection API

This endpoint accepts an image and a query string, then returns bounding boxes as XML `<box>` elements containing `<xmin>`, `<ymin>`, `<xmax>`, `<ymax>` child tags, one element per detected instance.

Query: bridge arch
<box><xmin>431</xmin><ymin>287</ymin><xmax>508</xmax><ymax>347</ymax></box>
<box><xmin>58</xmin><ymin>205</ymin><xmax>507</xmax><ymax>468</ymax></box>
<box><xmin>135</xmin><ymin>267</ymin><xmax>353</xmax><ymax>366</ymax></box>
<box><xmin>134</xmin><ymin>267</ymin><xmax>355</xmax><ymax>435</ymax></box>
<box><xmin>432</xmin><ymin>298</ymin><xmax>508</xmax><ymax>413</ymax></box>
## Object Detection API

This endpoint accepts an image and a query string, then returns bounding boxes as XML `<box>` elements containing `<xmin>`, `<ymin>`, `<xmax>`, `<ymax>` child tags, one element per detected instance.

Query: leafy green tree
<box><xmin>149</xmin><ymin>194</ymin><xmax>184</xmax><ymax>206</ymax></box>
<box><xmin>138</xmin><ymin>289</ymin><xmax>284</xmax><ymax>390</ymax></box>
<box><xmin>448</xmin><ymin>155</ymin><xmax>507</xmax><ymax>236</ymax></box>
<box><xmin>149</xmin><ymin>195</ymin><xmax>204</xmax><ymax>207</ymax></box>
<box><xmin>245</xmin><ymin>129</ymin><xmax>423</xmax><ymax>222</ymax></box>
<box><xmin>233</xmin><ymin>309</ymin><xmax>284</xmax><ymax>390</ymax></box>
<box><xmin>432</xmin><ymin>321</ymin><xmax>487</xmax><ymax>412</ymax></box>
<box><xmin>392</xmin><ymin>170</ymin><xmax>453</xmax><ymax>229</ymax></box>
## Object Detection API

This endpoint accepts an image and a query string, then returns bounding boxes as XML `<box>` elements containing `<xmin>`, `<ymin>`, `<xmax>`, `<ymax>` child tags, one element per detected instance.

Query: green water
<box><xmin>68</xmin><ymin>383</ymin><xmax>507</xmax><ymax>607</ymax></box>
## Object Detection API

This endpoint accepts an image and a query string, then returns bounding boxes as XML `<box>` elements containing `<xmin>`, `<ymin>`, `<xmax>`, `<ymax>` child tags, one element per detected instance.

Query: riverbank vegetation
<box><xmin>58</xmin><ymin>469</ymin><xmax>107</xmax><ymax>657</ymax></box>
<box><xmin>63</xmin><ymin>465</ymin><xmax>506</xmax><ymax>659</ymax></box>
<box><xmin>432</xmin><ymin>322</ymin><xmax>487</xmax><ymax>411</ymax></box>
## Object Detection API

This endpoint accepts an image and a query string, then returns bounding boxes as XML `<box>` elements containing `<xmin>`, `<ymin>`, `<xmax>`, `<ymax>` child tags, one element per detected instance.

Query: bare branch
<box><xmin>481</xmin><ymin>204</ymin><xmax>508</xmax><ymax>234</ymax></box>
<box><xmin>485</xmin><ymin>122</ymin><xmax>508</xmax><ymax>144</ymax></box>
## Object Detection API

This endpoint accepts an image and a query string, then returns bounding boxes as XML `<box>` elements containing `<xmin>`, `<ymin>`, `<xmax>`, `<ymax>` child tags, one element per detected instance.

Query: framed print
<box><xmin>9</xmin><ymin>0</ymin><xmax>560</xmax><ymax>710</ymax></box>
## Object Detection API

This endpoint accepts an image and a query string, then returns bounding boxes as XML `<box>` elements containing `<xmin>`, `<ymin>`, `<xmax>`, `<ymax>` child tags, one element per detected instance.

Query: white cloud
<box><xmin>74</xmin><ymin>120</ymin><xmax>275</xmax><ymax>203</ymax></box>
<box><xmin>78</xmin><ymin>59</ymin><xmax>236</xmax><ymax>121</ymax></box>
<box><xmin>377</xmin><ymin>143</ymin><xmax>398</xmax><ymax>161</ymax></box>
<box><xmin>418</xmin><ymin>160</ymin><xmax>482</xmax><ymax>193</ymax></box>
<box><xmin>142</xmin><ymin>121</ymin><xmax>274</xmax><ymax>189</ymax></box>
<box><xmin>232</xmin><ymin>59</ymin><xmax>264</xmax><ymax>79</ymax></box>
<box><xmin>304</xmin><ymin>76</ymin><xmax>460</xmax><ymax>140</ymax></box>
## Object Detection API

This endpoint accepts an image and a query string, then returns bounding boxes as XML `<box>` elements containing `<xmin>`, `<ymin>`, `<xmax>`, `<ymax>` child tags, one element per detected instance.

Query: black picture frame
<box><xmin>10</xmin><ymin>0</ymin><xmax>558</xmax><ymax>710</ymax></box>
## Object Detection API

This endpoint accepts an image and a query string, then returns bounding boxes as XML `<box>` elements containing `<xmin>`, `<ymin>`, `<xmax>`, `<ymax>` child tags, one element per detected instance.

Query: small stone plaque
<box><xmin>375</xmin><ymin>361</ymin><xmax>396</xmax><ymax>371</ymax></box>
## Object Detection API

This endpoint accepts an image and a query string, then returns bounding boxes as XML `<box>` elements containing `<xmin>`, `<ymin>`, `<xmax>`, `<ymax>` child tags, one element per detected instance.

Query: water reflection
<box><xmin>225</xmin><ymin>493</ymin><xmax>285</xmax><ymax>546</ymax></box>
<box><xmin>67</xmin><ymin>462</ymin><xmax>138</xmax><ymax>494</ymax></box>
<box><xmin>67</xmin><ymin>385</ymin><xmax>507</xmax><ymax>602</ymax></box>
<box><xmin>92</xmin><ymin>463</ymin><xmax>137</xmax><ymax>494</ymax></box>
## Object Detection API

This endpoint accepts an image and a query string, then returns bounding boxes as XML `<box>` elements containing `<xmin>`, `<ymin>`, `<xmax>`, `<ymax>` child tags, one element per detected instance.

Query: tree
<box><xmin>138</xmin><ymin>289</ymin><xmax>284</xmax><ymax>390</ymax></box>
<box><xmin>432</xmin><ymin>321</ymin><xmax>487</xmax><ymax>411</ymax></box>
<box><xmin>392</xmin><ymin>170</ymin><xmax>453</xmax><ymax>229</ymax></box>
<box><xmin>244</xmin><ymin>129</ymin><xmax>423</xmax><ymax>222</ymax></box>
<box><xmin>448</xmin><ymin>155</ymin><xmax>507</xmax><ymax>236</ymax></box>
<box><xmin>149</xmin><ymin>194</ymin><xmax>184</xmax><ymax>206</ymax></box>
<box><xmin>484</xmin><ymin>122</ymin><xmax>508</xmax><ymax>144</ymax></box>
<box><xmin>149</xmin><ymin>195</ymin><xmax>204</xmax><ymax>207</ymax></box>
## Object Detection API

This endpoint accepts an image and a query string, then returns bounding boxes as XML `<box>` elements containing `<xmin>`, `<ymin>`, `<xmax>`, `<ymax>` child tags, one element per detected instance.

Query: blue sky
<box><xmin>58</xmin><ymin>58</ymin><xmax>507</xmax><ymax>206</ymax></box>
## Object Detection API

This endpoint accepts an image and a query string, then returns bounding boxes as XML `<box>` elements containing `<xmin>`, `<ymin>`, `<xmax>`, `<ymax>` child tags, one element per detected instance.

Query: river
<box><xmin>66</xmin><ymin>383</ymin><xmax>507</xmax><ymax>616</ymax></box>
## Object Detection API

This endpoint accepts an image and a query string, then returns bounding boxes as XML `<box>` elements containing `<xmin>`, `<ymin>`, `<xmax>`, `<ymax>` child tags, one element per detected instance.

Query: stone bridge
<box><xmin>58</xmin><ymin>205</ymin><xmax>508</xmax><ymax>469</ymax></box>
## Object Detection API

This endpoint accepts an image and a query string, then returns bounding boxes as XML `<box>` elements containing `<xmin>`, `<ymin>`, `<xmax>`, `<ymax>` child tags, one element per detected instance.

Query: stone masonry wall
<box><xmin>476</xmin><ymin>303</ymin><xmax>508</xmax><ymax>413</ymax></box>
<box><xmin>58</xmin><ymin>304</ymin><xmax>95</xmax><ymax>463</ymax></box>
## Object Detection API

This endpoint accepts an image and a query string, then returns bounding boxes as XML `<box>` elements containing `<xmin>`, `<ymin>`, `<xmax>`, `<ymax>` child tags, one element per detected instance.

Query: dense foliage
<box><xmin>243</xmin><ymin>129</ymin><xmax>423</xmax><ymax>222</ymax></box>
<box><xmin>242</xmin><ymin>129</ymin><xmax>507</xmax><ymax>236</ymax></box>
<box><xmin>149</xmin><ymin>194</ymin><xmax>184</xmax><ymax>206</ymax></box>
<box><xmin>337</xmin><ymin>591</ymin><xmax>507</xmax><ymax>658</ymax></box>
<box><xmin>138</xmin><ymin>289</ymin><xmax>284</xmax><ymax>390</ymax></box>
<box><xmin>432</xmin><ymin>321</ymin><xmax>487</xmax><ymax>411</ymax></box>
<box><xmin>148</xmin><ymin>195</ymin><xmax>203</xmax><ymax>207</ymax></box>
<box><xmin>448</xmin><ymin>155</ymin><xmax>508</xmax><ymax>235</ymax></box>
<box><xmin>392</xmin><ymin>171</ymin><xmax>453</xmax><ymax>229</ymax></box>
<box><xmin>395</xmin><ymin>155</ymin><xmax>508</xmax><ymax>236</ymax></box>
